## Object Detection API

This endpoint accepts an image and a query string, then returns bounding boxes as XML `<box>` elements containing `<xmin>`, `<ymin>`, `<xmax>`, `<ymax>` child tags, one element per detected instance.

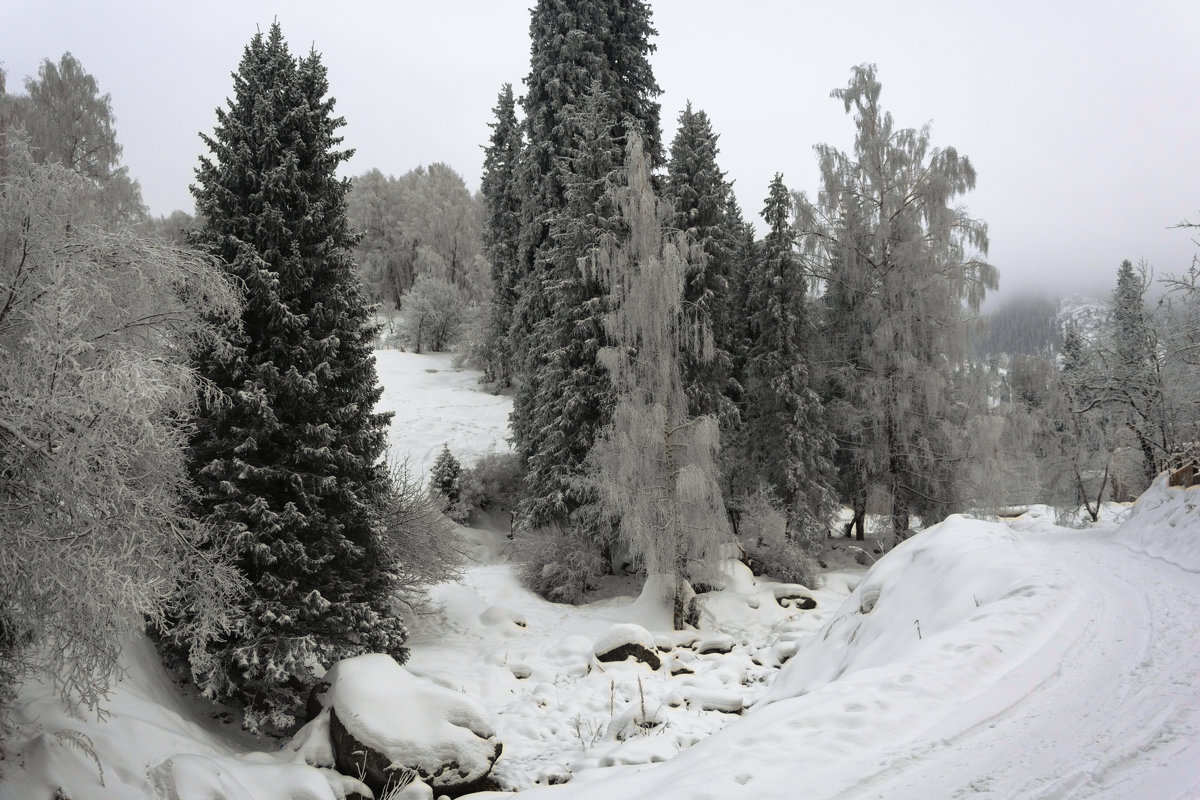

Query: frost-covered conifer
<box><xmin>513</xmin><ymin>84</ymin><xmax>623</xmax><ymax>541</ymax></box>
<box><xmin>510</xmin><ymin>1</ymin><xmax>663</xmax><ymax>549</ymax></box>
<box><xmin>183</xmin><ymin>23</ymin><xmax>406</xmax><ymax>733</ymax></box>
<box><xmin>739</xmin><ymin>175</ymin><xmax>837</xmax><ymax>543</ymax></box>
<box><xmin>510</xmin><ymin>0</ymin><xmax>662</xmax><ymax>377</ymax></box>
<box><xmin>480</xmin><ymin>83</ymin><xmax>523</xmax><ymax>385</ymax></box>
<box><xmin>430</xmin><ymin>444</ymin><xmax>463</xmax><ymax>505</ymax></box>
<box><xmin>663</xmin><ymin>103</ymin><xmax>739</xmax><ymax>424</ymax></box>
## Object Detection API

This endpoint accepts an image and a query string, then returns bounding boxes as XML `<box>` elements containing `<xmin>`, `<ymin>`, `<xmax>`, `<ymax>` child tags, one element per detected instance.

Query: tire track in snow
<box><xmin>831</xmin><ymin>529</ymin><xmax>1200</xmax><ymax>800</ymax></box>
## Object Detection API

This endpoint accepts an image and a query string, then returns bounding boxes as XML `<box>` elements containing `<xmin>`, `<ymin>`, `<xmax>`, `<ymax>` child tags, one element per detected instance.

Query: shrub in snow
<box><xmin>375</xmin><ymin>458</ymin><xmax>465</xmax><ymax>608</ymax></box>
<box><xmin>313</xmin><ymin>654</ymin><xmax>502</xmax><ymax>799</ymax></box>
<box><xmin>593</xmin><ymin>624</ymin><xmax>661</xmax><ymax>670</ymax></box>
<box><xmin>734</xmin><ymin>485</ymin><xmax>819</xmax><ymax>586</ymax></box>
<box><xmin>457</xmin><ymin>450</ymin><xmax>525</xmax><ymax>519</ymax></box>
<box><xmin>513</xmin><ymin>523</ymin><xmax>604</xmax><ymax>604</ymax></box>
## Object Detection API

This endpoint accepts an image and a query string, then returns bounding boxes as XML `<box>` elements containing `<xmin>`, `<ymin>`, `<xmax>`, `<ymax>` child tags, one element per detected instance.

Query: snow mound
<box><xmin>763</xmin><ymin>516</ymin><xmax>1074</xmax><ymax>705</ymax></box>
<box><xmin>322</xmin><ymin>654</ymin><xmax>501</xmax><ymax>789</ymax></box>
<box><xmin>513</xmin><ymin>516</ymin><xmax>1085</xmax><ymax>799</ymax></box>
<box><xmin>479</xmin><ymin>604</ymin><xmax>528</xmax><ymax>630</ymax></box>
<box><xmin>1114</xmin><ymin>473</ymin><xmax>1200</xmax><ymax>571</ymax></box>
<box><xmin>148</xmin><ymin>754</ymin><xmax>364</xmax><ymax>800</ymax></box>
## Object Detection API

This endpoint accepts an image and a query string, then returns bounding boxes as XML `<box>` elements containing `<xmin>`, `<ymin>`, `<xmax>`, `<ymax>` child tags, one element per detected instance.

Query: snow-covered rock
<box><xmin>695</xmin><ymin>633</ymin><xmax>736</xmax><ymax>655</ymax></box>
<box><xmin>593</xmin><ymin>623</ymin><xmax>661</xmax><ymax>670</ymax></box>
<box><xmin>318</xmin><ymin>654</ymin><xmax>502</xmax><ymax>798</ymax></box>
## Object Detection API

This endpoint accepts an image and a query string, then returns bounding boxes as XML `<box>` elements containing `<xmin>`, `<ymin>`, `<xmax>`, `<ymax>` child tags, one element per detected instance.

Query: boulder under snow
<box><xmin>307</xmin><ymin>653</ymin><xmax>502</xmax><ymax>798</ymax></box>
<box><xmin>593</xmin><ymin>623</ymin><xmax>661</xmax><ymax>670</ymax></box>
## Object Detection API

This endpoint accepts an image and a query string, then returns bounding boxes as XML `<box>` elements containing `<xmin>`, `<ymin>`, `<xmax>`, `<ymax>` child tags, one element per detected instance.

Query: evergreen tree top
<box><xmin>762</xmin><ymin>173</ymin><xmax>795</xmax><ymax>250</ymax></box>
<box><xmin>523</xmin><ymin>0</ymin><xmax>662</xmax><ymax>167</ymax></box>
<box><xmin>193</xmin><ymin>21</ymin><xmax>356</xmax><ymax>266</ymax></box>
<box><xmin>666</xmin><ymin>102</ymin><xmax>730</xmax><ymax>238</ymax></box>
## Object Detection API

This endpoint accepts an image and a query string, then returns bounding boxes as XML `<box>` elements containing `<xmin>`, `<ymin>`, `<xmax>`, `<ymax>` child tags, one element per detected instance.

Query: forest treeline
<box><xmin>2</xmin><ymin>0</ymin><xmax>1198</xmax><ymax>735</ymax></box>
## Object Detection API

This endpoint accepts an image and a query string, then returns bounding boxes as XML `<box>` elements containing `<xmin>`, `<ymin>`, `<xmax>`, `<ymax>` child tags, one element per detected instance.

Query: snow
<box><xmin>0</xmin><ymin>637</ymin><xmax>356</xmax><ymax>800</ymax></box>
<box><xmin>4</xmin><ymin>350</ymin><xmax>1200</xmax><ymax>800</ymax></box>
<box><xmin>373</xmin><ymin>349</ymin><xmax>512</xmax><ymax>476</ymax></box>
<box><xmin>514</xmin><ymin>502</ymin><xmax>1200</xmax><ymax>800</ymax></box>
<box><xmin>1114</xmin><ymin>474</ymin><xmax>1200</xmax><ymax>571</ymax></box>
<box><xmin>320</xmin><ymin>653</ymin><xmax>499</xmax><ymax>784</ymax></box>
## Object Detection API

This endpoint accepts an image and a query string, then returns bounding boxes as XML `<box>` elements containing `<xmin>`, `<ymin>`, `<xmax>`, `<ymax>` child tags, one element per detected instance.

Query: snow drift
<box><xmin>1114</xmin><ymin>473</ymin><xmax>1200</xmax><ymax>571</ymax></box>
<box><xmin>517</xmin><ymin>515</ymin><xmax>1086</xmax><ymax>799</ymax></box>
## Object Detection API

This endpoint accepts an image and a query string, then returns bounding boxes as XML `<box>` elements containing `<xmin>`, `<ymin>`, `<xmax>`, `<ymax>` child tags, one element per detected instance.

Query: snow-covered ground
<box><xmin>374</xmin><ymin>349</ymin><xmax>513</xmax><ymax>477</ymax></box>
<box><xmin>3</xmin><ymin>350</ymin><xmax>1198</xmax><ymax>799</ymax></box>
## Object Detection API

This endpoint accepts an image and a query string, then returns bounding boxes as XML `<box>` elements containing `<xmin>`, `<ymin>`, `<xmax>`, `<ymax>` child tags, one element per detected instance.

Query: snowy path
<box><xmin>825</xmin><ymin>530</ymin><xmax>1200</xmax><ymax>799</ymax></box>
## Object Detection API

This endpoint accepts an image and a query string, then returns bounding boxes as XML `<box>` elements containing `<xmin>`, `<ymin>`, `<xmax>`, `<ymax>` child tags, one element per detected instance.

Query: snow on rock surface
<box><xmin>1114</xmin><ymin>473</ymin><xmax>1200</xmax><ymax>571</ymax></box>
<box><xmin>592</xmin><ymin>624</ymin><xmax>660</xmax><ymax>668</ymax></box>
<box><xmin>320</xmin><ymin>653</ymin><xmax>501</xmax><ymax>794</ymax></box>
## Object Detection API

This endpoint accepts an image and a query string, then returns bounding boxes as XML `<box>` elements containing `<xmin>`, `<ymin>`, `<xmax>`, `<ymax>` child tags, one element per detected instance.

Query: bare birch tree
<box><xmin>586</xmin><ymin>135</ymin><xmax>728</xmax><ymax>629</ymax></box>
<box><xmin>0</xmin><ymin>138</ymin><xmax>243</xmax><ymax>715</ymax></box>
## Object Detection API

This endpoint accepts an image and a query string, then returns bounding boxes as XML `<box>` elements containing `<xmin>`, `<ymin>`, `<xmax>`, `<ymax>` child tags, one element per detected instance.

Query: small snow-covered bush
<box><xmin>735</xmin><ymin>486</ymin><xmax>818</xmax><ymax>586</ymax></box>
<box><xmin>376</xmin><ymin>458</ymin><xmax>465</xmax><ymax>606</ymax></box>
<box><xmin>513</xmin><ymin>524</ymin><xmax>604</xmax><ymax>604</ymax></box>
<box><xmin>458</xmin><ymin>450</ymin><xmax>525</xmax><ymax>519</ymax></box>
<box><xmin>429</xmin><ymin>443</ymin><xmax>474</xmax><ymax>524</ymax></box>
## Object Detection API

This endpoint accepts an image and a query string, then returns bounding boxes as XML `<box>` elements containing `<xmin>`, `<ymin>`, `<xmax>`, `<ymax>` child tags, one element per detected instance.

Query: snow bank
<box><xmin>0</xmin><ymin>636</ymin><xmax>348</xmax><ymax>800</ymax></box>
<box><xmin>514</xmin><ymin>516</ymin><xmax>1083</xmax><ymax>799</ymax></box>
<box><xmin>762</xmin><ymin>516</ymin><xmax>1075</xmax><ymax>705</ymax></box>
<box><xmin>1114</xmin><ymin>473</ymin><xmax>1200</xmax><ymax>571</ymax></box>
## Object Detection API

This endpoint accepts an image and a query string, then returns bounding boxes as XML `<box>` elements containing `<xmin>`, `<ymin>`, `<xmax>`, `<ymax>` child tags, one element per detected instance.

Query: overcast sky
<box><xmin>6</xmin><ymin>0</ymin><xmax>1199</xmax><ymax>300</ymax></box>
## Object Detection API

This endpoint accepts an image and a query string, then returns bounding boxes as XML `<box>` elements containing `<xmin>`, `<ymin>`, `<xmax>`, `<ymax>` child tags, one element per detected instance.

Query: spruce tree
<box><xmin>663</xmin><ymin>103</ymin><xmax>737</xmax><ymax>423</ymax></box>
<box><xmin>184</xmin><ymin>24</ymin><xmax>405</xmax><ymax>733</ymax></box>
<box><xmin>510</xmin><ymin>0</ymin><xmax>663</xmax><ymax>537</ymax></box>
<box><xmin>480</xmin><ymin>84</ymin><xmax>523</xmax><ymax>386</ymax></box>
<box><xmin>513</xmin><ymin>84</ymin><xmax>624</xmax><ymax>537</ymax></box>
<box><xmin>430</xmin><ymin>444</ymin><xmax>463</xmax><ymax>504</ymax></box>
<box><xmin>510</xmin><ymin>0</ymin><xmax>660</xmax><ymax>374</ymax></box>
<box><xmin>741</xmin><ymin>175</ymin><xmax>837</xmax><ymax>542</ymax></box>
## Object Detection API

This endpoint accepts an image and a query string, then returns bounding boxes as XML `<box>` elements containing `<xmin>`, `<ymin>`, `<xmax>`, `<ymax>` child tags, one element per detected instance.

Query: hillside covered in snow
<box><xmin>3</xmin><ymin>351</ymin><xmax>1198</xmax><ymax>800</ymax></box>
